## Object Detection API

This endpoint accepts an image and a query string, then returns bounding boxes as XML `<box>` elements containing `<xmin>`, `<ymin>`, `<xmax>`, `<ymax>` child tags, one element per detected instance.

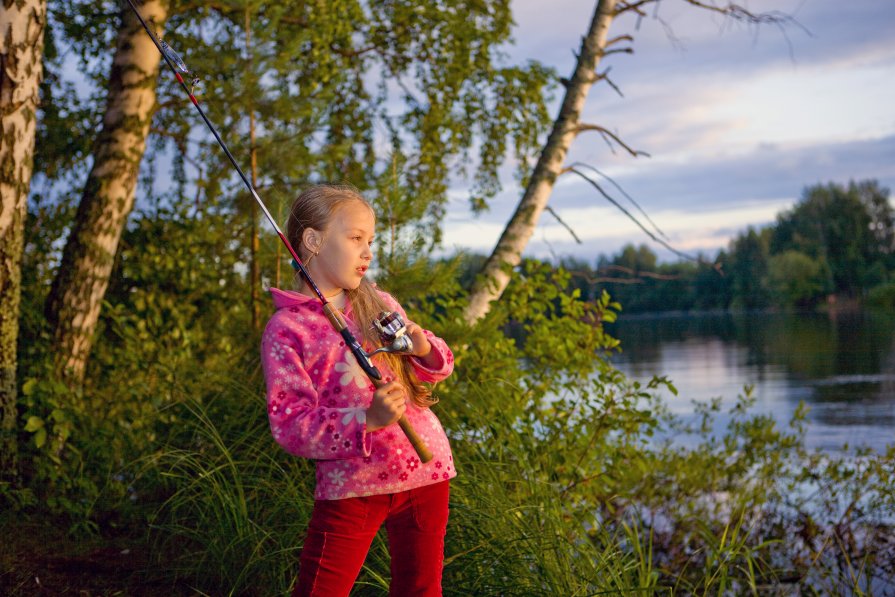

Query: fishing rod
<box><xmin>124</xmin><ymin>0</ymin><xmax>432</xmax><ymax>462</ymax></box>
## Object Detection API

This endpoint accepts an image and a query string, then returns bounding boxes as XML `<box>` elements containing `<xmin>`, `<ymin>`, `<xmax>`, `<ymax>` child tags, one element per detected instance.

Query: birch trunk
<box><xmin>463</xmin><ymin>0</ymin><xmax>618</xmax><ymax>324</ymax></box>
<box><xmin>0</xmin><ymin>0</ymin><xmax>46</xmax><ymax>480</ymax></box>
<box><xmin>44</xmin><ymin>0</ymin><xmax>167</xmax><ymax>384</ymax></box>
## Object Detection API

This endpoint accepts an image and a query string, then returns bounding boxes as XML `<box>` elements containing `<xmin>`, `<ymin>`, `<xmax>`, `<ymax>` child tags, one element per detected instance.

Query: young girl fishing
<box><xmin>260</xmin><ymin>184</ymin><xmax>456</xmax><ymax>597</ymax></box>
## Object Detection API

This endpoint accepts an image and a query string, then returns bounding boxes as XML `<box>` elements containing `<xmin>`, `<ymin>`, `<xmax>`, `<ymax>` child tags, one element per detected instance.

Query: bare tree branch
<box><xmin>681</xmin><ymin>1</ymin><xmax>787</xmax><ymax>24</ymax></box>
<box><xmin>605</xmin><ymin>34</ymin><xmax>634</xmax><ymax>46</ymax></box>
<box><xmin>615</xmin><ymin>0</ymin><xmax>656</xmax><ymax>17</ymax></box>
<box><xmin>569</xmin><ymin>162</ymin><xmax>669</xmax><ymax>241</ymax></box>
<box><xmin>545</xmin><ymin>206</ymin><xmax>583</xmax><ymax>244</ymax></box>
<box><xmin>564</xmin><ymin>265</ymin><xmax>684</xmax><ymax>285</ymax></box>
<box><xmin>597</xmin><ymin>67</ymin><xmax>624</xmax><ymax>97</ymax></box>
<box><xmin>573</xmin><ymin>124</ymin><xmax>649</xmax><ymax>158</ymax></box>
<box><xmin>601</xmin><ymin>264</ymin><xmax>681</xmax><ymax>280</ymax></box>
<box><xmin>600</xmin><ymin>47</ymin><xmax>634</xmax><ymax>57</ymax></box>
<box><xmin>565</xmin><ymin>166</ymin><xmax>701</xmax><ymax>263</ymax></box>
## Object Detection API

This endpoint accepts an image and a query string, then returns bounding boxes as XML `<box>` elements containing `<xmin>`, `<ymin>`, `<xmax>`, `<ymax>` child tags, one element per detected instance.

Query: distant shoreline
<box><xmin>610</xmin><ymin>301</ymin><xmax>881</xmax><ymax>321</ymax></box>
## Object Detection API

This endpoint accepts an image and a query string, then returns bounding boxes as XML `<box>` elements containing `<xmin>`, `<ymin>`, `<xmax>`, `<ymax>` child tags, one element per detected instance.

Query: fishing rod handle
<box><xmin>399</xmin><ymin>415</ymin><xmax>434</xmax><ymax>463</ymax></box>
<box><xmin>322</xmin><ymin>304</ymin><xmax>433</xmax><ymax>463</ymax></box>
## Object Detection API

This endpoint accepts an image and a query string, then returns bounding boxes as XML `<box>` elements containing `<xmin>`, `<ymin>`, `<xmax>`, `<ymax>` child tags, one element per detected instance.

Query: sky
<box><xmin>41</xmin><ymin>1</ymin><xmax>894</xmax><ymax>266</ymax></box>
<box><xmin>439</xmin><ymin>0</ymin><xmax>895</xmax><ymax>263</ymax></box>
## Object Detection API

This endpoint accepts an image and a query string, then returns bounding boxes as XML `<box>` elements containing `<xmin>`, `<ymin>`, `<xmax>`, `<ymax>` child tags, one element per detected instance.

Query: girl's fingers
<box><xmin>403</xmin><ymin>323</ymin><xmax>431</xmax><ymax>357</ymax></box>
<box><xmin>378</xmin><ymin>380</ymin><xmax>400</xmax><ymax>394</ymax></box>
<box><xmin>405</xmin><ymin>322</ymin><xmax>425</xmax><ymax>338</ymax></box>
<box><xmin>375</xmin><ymin>381</ymin><xmax>406</xmax><ymax>402</ymax></box>
<box><xmin>386</xmin><ymin>388</ymin><xmax>406</xmax><ymax>405</ymax></box>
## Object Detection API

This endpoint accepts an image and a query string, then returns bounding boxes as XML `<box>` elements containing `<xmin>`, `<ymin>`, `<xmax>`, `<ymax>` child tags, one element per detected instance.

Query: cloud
<box><xmin>438</xmin><ymin>0</ymin><xmax>895</xmax><ymax>264</ymax></box>
<box><xmin>510</xmin><ymin>0</ymin><xmax>895</xmax><ymax>79</ymax></box>
<box><xmin>443</xmin><ymin>197</ymin><xmax>792</xmax><ymax>260</ymax></box>
<box><xmin>442</xmin><ymin>133</ymin><xmax>895</xmax><ymax>261</ymax></box>
<box><xmin>507</xmin><ymin>0</ymin><xmax>895</xmax><ymax>160</ymax></box>
<box><xmin>601</xmin><ymin>133</ymin><xmax>895</xmax><ymax>211</ymax></box>
<box><xmin>573</xmin><ymin>39</ymin><xmax>895</xmax><ymax>158</ymax></box>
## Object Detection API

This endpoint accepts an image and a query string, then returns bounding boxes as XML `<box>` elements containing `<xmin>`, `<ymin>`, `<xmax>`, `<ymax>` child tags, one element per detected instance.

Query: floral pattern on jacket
<box><xmin>261</xmin><ymin>287</ymin><xmax>456</xmax><ymax>500</ymax></box>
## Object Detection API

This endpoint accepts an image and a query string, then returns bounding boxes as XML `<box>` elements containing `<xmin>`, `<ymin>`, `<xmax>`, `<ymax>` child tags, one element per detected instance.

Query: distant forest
<box><xmin>460</xmin><ymin>180</ymin><xmax>895</xmax><ymax>313</ymax></box>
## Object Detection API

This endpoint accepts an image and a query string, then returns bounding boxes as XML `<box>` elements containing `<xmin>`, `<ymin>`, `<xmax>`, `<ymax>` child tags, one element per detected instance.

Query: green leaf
<box><xmin>34</xmin><ymin>428</ymin><xmax>47</xmax><ymax>449</ymax></box>
<box><xmin>22</xmin><ymin>378</ymin><xmax>38</xmax><ymax>396</ymax></box>
<box><xmin>24</xmin><ymin>416</ymin><xmax>45</xmax><ymax>432</ymax></box>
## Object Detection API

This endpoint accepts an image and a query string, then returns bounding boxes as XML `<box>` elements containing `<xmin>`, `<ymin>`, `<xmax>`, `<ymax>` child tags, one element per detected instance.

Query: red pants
<box><xmin>294</xmin><ymin>480</ymin><xmax>450</xmax><ymax>597</ymax></box>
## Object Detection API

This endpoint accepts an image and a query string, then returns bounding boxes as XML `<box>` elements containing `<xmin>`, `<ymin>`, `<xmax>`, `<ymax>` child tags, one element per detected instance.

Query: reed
<box><xmin>147</xmin><ymin>389</ymin><xmax>313</xmax><ymax>595</ymax></box>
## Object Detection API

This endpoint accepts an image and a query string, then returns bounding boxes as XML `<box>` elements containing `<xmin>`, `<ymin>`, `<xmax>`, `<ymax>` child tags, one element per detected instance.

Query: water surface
<box><xmin>606</xmin><ymin>309</ymin><xmax>895</xmax><ymax>452</ymax></box>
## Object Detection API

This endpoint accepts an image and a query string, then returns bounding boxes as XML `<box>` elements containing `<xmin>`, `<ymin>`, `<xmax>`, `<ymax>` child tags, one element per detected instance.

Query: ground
<box><xmin>0</xmin><ymin>512</ymin><xmax>192</xmax><ymax>596</ymax></box>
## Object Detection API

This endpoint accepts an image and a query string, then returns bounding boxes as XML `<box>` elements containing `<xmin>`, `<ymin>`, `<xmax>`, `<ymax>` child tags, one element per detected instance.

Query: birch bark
<box><xmin>0</xmin><ymin>0</ymin><xmax>46</xmax><ymax>479</ymax></box>
<box><xmin>44</xmin><ymin>0</ymin><xmax>167</xmax><ymax>384</ymax></box>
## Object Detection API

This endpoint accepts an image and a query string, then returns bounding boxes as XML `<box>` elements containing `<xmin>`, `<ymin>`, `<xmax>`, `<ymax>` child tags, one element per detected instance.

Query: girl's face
<box><xmin>305</xmin><ymin>200</ymin><xmax>375</xmax><ymax>295</ymax></box>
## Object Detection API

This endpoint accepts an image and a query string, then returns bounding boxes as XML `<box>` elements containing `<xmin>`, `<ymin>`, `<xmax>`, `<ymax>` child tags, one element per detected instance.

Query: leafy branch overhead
<box><xmin>37</xmin><ymin>0</ymin><xmax>559</xmax><ymax>383</ymax></box>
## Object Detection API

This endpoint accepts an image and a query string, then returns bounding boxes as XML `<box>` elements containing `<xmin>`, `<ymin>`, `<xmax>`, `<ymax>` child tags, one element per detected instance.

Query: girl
<box><xmin>260</xmin><ymin>184</ymin><xmax>456</xmax><ymax>597</ymax></box>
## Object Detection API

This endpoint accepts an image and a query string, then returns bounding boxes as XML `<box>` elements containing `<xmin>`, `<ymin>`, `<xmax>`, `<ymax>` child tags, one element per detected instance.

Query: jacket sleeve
<box><xmin>261</xmin><ymin>315</ymin><xmax>372</xmax><ymax>460</ymax></box>
<box><xmin>380</xmin><ymin>292</ymin><xmax>454</xmax><ymax>383</ymax></box>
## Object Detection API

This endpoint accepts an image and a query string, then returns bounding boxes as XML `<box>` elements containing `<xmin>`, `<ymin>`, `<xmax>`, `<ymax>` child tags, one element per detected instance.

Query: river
<box><xmin>606</xmin><ymin>308</ymin><xmax>895</xmax><ymax>453</ymax></box>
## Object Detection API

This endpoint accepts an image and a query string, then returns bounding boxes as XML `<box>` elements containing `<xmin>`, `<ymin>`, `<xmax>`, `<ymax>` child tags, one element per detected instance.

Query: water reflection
<box><xmin>606</xmin><ymin>309</ymin><xmax>895</xmax><ymax>452</ymax></box>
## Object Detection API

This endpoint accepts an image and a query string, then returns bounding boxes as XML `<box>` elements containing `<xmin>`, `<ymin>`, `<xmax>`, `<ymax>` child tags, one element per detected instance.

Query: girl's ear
<box><xmin>302</xmin><ymin>228</ymin><xmax>322</xmax><ymax>255</ymax></box>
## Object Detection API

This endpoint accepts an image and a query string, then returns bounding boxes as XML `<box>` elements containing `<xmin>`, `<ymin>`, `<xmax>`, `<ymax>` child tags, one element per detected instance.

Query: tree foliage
<box><xmin>767</xmin><ymin>250</ymin><xmax>831</xmax><ymax>307</ymax></box>
<box><xmin>143</xmin><ymin>0</ymin><xmax>554</xmax><ymax>238</ymax></box>
<box><xmin>550</xmin><ymin>180</ymin><xmax>893</xmax><ymax>314</ymax></box>
<box><xmin>771</xmin><ymin>180</ymin><xmax>894</xmax><ymax>296</ymax></box>
<box><xmin>34</xmin><ymin>0</ymin><xmax>555</xmax><ymax>383</ymax></box>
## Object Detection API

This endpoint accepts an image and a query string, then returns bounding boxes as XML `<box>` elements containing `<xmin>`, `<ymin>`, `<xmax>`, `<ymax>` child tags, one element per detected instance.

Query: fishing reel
<box><xmin>368</xmin><ymin>311</ymin><xmax>414</xmax><ymax>356</ymax></box>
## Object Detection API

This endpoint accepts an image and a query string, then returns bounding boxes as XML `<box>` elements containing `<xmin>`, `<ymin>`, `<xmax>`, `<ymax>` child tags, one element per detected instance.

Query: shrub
<box><xmin>866</xmin><ymin>282</ymin><xmax>895</xmax><ymax>309</ymax></box>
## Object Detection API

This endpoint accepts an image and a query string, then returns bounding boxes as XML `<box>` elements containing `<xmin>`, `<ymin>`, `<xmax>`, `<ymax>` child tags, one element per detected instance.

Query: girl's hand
<box><xmin>366</xmin><ymin>380</ymin><xmax>407</xmax><ymax>432</ymax></box>
<box><xmin>404</xmin><ymin>321</ymin><xmax>431</xmax><ymax>358</ymax></box>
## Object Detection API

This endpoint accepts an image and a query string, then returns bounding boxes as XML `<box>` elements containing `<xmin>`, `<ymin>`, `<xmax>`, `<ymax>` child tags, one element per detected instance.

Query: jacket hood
<box><xmin>269</xmin><ymin>287</ymin><xmax>317</xmax><ymax>310</ymax></box>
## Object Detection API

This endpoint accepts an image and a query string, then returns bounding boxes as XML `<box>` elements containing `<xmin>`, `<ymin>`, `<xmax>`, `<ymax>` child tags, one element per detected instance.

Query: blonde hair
<box><xmin>286</xmin><ymin>184</ymin><xmax>435</xmax><ymax>408</ymax></box>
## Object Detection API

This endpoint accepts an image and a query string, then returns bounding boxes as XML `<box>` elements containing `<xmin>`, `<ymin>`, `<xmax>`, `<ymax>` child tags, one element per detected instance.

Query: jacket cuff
<box><xmin>409</xmin><ymin>330</ymin><xmax>453</xmax><ymax>382</ymax></box>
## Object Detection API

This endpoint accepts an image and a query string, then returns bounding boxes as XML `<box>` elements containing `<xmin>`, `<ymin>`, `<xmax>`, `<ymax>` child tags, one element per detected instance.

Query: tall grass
<box><xmin>442</xmin><ymin>426</ymin><xmax>647</xmax><ymax>595</ymax></box>
<box><xmin>144</xmin><ymin>380</ymin><xmax>656</xmax><ymax>595</ymax></box>
<box><xmin>138</xmin><ymin>372</ymin><xmax>895</xmax><ymax>595</ymax></box>
<box><xmin>146</xmin><ymin>385</ymin><xmax>313</xmax><ymax>595</ymax></box>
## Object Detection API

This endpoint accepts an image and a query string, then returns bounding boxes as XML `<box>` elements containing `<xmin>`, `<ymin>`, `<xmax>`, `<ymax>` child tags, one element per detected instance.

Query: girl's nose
<box><xmin>361</xmin><ymin>245</ymin><xmax>373</xmax><ymax>260</ymax></box>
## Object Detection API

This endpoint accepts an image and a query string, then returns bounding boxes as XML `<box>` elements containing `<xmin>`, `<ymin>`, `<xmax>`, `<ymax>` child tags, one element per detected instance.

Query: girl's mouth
<box><xmin>357</xmin><ymin>267</ymin><xmax>367</xmax><ymax>275</ymax></box>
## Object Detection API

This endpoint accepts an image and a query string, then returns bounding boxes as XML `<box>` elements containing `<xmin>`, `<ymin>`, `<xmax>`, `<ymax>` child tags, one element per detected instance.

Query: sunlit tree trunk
<box><xmin>0</xmin><ymin>0</ymin><xmax>47</xmax><ymax>480</ymax></box>
<box><xmin>463</xmin><ymin>0</ymin><xmax>618</xmax><ymax>324</ymax></box>
<box><xmin>44</xmin><ymin>0</ymin><xmax>167</xmax><ymax>384</ymax></box>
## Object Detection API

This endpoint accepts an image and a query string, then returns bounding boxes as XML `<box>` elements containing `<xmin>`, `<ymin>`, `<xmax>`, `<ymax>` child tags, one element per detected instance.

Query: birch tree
<box><xmin>1</xmin><ymin>0</ymin><xmax>47</xmax><ymax>479</ymax></box>
<box><xmin>44</xmin><ymin>0</ymin><xmax>167</xmax><ymax>384</ymax></box>
<box><xmin>463</xmin><ymin>0</ymin><xmax>793</xmax><ymax>324</ymax></box>
<box><xmin>464</xmin><ymin>0</ymin><xmax>619</xmax><ymax>324</ymax></box>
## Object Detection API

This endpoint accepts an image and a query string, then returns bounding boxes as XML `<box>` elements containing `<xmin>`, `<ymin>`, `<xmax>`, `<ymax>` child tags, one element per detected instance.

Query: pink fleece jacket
<box><xmin>261</xmin><ymin>287</ymin><xmax>456</xmax><ymax>500</ymax></box>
